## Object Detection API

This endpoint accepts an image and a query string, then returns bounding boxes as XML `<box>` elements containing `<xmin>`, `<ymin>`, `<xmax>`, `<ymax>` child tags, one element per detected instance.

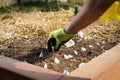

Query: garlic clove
<box><xmin>102</xmin><ymin>41</ymin><xmax>106</xmax><ymax>44</ymax></box>
<box><xmin>81</xmin><ymin>47</ymin><xmax>86</xmax><ymax>52</ymax></box>
<box><xmin>64</xmin><ymin>54</ymin><xmax>73</xmax><ymax>59</ymax></box>
<box><xmin>54</xmin><ymin>57</ymin><xmax>60</xmax><ymax>64</ymax></box>
<box><xmin>88</xmin><ymin>45</ymin><xmax>93</xmax><ymax>48</ymax></box>
<box><xmin>68</xmin><ymin>54</ymin><xmax>73</xmax><ymax>58</ymax></box>
<box><xmin>44</xmin><ymin>62</ymin><xmax>48</xmax><ymax>69</ymax></box>
<box><xmin>63</xmin><ymin>69</ymin><xmax>69</xmax><ymax>75</ymax></box>
<box><xmin>64</xmin><ymin>54</ymin><xmax>69</xmax><ymax>59</ymax></box>
<box><xmin>78</xmin><ymin>31</ymin><xmax>84</xmax><ymax>38</ymax></box>
<box><xmin>74</xmin><ymin>50</ymin><xmax>78</xmax><ymax>55</ymax></box>
<box><xmin>64</xmin><ymin>39</ymin><xmax>75</xmax><ymax>48</ymax></box>
<box><xmin>96</xmin><ymin>42</ymin><xmax>100</xmax><ymax>45</ymax></box>
<box><xmin>39</xmin><ymin>50</ymin><xmax>43</xmax><ymax>58</ymax></box>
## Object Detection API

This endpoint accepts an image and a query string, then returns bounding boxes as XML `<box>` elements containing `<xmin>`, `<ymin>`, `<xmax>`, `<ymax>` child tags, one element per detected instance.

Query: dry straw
<box><xmin>0</xmin><ymin>8</ymin><xmax>120</xmax><ymax>49</ymax></box>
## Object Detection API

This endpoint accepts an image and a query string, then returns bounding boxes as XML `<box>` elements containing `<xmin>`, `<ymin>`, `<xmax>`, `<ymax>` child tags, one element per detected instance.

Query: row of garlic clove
<box><xmin>43</xmin><ymin>62</ymin><xmax>86</xmax><ymax>75</ymax></box>
<box><xmin>64</xmin><ymin>39</ymin><xmax>94</xmax><ymax>51</ymax></box>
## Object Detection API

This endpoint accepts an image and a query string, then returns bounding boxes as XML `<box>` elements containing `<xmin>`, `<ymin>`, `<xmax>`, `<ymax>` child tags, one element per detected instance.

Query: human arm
<box><xmin>47</xmin><ymin>0</ymin><xmax>116</xmax><ymax>51</ymax></box>
<box><xmin>65</xmin><ymin>0</ymin><xmax>116</xmax><ymax>34</ymax></box>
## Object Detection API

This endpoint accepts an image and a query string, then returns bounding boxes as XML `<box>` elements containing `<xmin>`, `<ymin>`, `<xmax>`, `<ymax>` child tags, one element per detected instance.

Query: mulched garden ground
<box><xmin>0</xmin><ymin>9</ymin><xmax>120</xmax><ymax>73</ymax></box>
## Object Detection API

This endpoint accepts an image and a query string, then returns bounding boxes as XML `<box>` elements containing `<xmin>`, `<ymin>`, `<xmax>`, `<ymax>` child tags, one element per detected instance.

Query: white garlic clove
<box><xmin>78</xmin><ymin>63</ymin><xmax>86</xmax><ymax>68</ymax></box>
<box><xmin>81</xmin><ymin>47</ymin><xmax>86</xmax><ymax>52</ymax></box>
<box><xmin>78</xmin><ymin>31</ymin><xmax>84</xmax><ymax>38</ymax></box>
<box><xmin>44</xmin><ymin>62</ymin><xmax>48</xmax><ymax>69</ymax></box>
<box><xmin>102</xmin><ymin>41</ymin><xmax>106</xmax><ymax>44</ymax></box>
<box><xmin>63</xmin><ymin>69</ymin><xmax>69</xmax><ymax>75</ymax></box>
<box><xmin>64</xmin><ymin>39</ymin><xmax>75</xmax><ymax>48</ymax></box>
<box><xmin>54</xmin><ymin>57</ymin><xmax>60</xmax><ymax>64</ymax></box>
<box><xmin>74</xmin><ymin>50</ymin><xmax>78</xmax><ymax>55</ymax></box>
<box><xmin>68</xmin><ymin>54</ymin><xmax>73</xmax><ymax>58</ymax></box>
<box><xmin>96</xmin><ymin>42</ymin><xmax>100</xmax><ymax>45</ymax></box>
<box><xmin>88</xmin><ymin>45</ymin><xmax>93</xmax><ymax>48</ymax></box>
<box><xmin>64</xmin><ymin>54</ymin><xmax>69</xmax><ymax>59</ymax></box>
<box><xmin>39</xmin><ymin>51</ymin><xmax>43</xmax><ymax>58</ymax></box>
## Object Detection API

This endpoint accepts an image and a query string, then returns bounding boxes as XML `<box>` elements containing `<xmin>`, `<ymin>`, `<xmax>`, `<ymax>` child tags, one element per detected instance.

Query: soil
<box><xmin>0</xmin><ymin>10</ymin><xmax>120</xmax><ymax>73</ymax></box>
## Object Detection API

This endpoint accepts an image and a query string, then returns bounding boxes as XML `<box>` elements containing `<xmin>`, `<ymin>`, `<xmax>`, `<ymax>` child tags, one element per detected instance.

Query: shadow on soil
<box><xmin>16</xmin><ymin>47</ymin><xmax>52</xmax><ymax>64</ymax></box>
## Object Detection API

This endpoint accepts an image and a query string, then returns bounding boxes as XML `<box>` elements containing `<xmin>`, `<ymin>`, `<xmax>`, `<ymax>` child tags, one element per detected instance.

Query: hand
<box><xmin>47</xmin><ymin>28</ymin><xmax>75</xmax><ymax>52</ymax></box>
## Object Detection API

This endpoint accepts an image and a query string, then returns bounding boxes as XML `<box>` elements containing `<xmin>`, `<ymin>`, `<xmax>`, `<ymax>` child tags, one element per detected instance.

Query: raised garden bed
<box><xmin>0</xmin><ymin>44</ymin><xmax>120</xmax><ymax>80</ymax></box>
<box><xmin>0</xmin><ymin>9</ymin><xmax>120</xmax><ymax>74</ymax></box>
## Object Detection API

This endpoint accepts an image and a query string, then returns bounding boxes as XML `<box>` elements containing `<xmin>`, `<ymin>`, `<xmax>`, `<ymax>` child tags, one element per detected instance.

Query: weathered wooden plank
<box><xmin>0</xmin><ymin>56</ymin><xmax>63</xmax><ymax>80</ymax></box>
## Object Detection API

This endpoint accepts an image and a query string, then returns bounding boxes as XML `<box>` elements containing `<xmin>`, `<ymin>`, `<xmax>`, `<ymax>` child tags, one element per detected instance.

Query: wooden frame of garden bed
<box><xmin>0</xmin><ymin>44</ymin><xmax>120</xmax><ymax>80</ymax></box>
